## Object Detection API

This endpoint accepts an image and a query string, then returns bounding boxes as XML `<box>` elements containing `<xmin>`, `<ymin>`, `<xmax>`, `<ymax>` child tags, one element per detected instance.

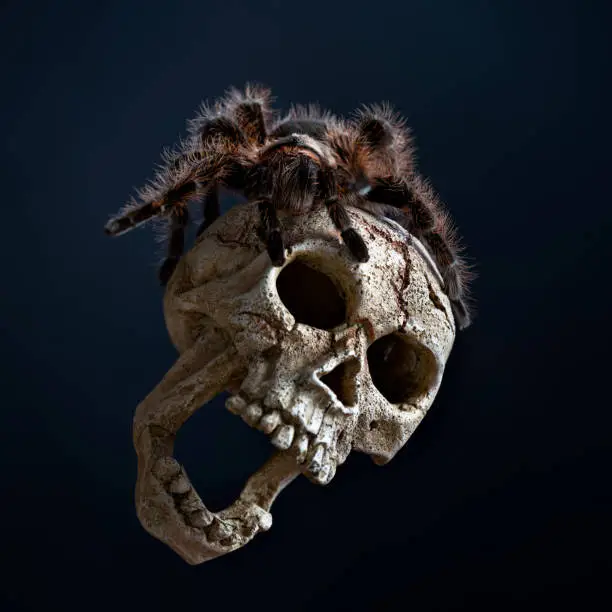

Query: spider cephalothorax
<box><xmin>104</xmin><ymin>84</ymin><xmax>474</xmax><ymax>329</ymax></box>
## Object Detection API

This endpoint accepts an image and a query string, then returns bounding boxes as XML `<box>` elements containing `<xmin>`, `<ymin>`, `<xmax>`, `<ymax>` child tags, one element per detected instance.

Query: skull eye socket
<box><xmin>367</xmin><ymin>333</ymin><xmax>437</xmax><ymax>404</ymax></box>
<box><xmin>276</xmin><ymin>258</ymin><xmax>346</xmax><ymax>330</ymax></box>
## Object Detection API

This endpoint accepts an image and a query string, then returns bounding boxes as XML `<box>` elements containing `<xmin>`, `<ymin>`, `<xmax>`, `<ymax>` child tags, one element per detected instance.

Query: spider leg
<box><xmin>445</xmin><ymin>271</ymin><xmax>470</xmax><ymax>328</ymax></box>
<box><xmin>257</xmin><ymin>199</ymin><xmax>285</xmax><ymax>266</ymax></box>
<box><xmin>104</xmin><ymin>181</ymin><xmax>200</xmax><ymax>236</ymax></box>
<box><xmin>226</xmin><ymin>84</ymin><xmax>274</xmax><ymax>145</ymax></box>
<box><xmin>104</xmin><ymin>150</ymin><xmax>228</xmax><ymax>237</ymax></box>
<box><xmin>352</xmin><ymin>104</ymin><xmax>414</xmax><ymax>177</ymax></box>
<box><xmin>356</xmin><ymin>115</ymin><xmax>395</xmax><ymax>150</ymax></box>
<box><xmin>198</xmin><ymin>117</ymin><xmax>248</xmax><ymax>146</ymax></box>
<box><xmin>328</xmin><ymin>198</ymin><xmax>370</xmax><ymax>263</ymax></box>
<box><xmin>365</xmin><ymin>176</ymin><xmax>473</xmax><ymax>330</ymax></box>
<box><xmin>159</xmin><ymin>209</ymin><xmax>189</xmax><ymax>286</ymax></box>
<box><xmin>196</xmin><ymin>188</ymin><xmax>220</xmax><ymax>237</ymax></box>
<box><xmin>366</xmin><ymin>178</ymin><xmax>435</xmax><ymax>234</ymax></box>
<box><xmin>233</xmin><ymin>101</ymin><xmax>268</xmax><ymax>145</ymax></box>
<box><xmin>320</xmin><ymin>169</ymin><xmax>369</xmax><ymax>263</ymax></box>
<box><xmin>192</xmin><ymin>84</ymin><xmax>272</xmax><ymax>148</ymax></box>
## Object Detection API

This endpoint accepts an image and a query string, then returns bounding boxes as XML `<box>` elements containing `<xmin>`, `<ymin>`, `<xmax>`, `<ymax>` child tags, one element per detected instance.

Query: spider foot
<box><xmin>342</xmin><ymin>228</ymin><xmax>369</xmax><ymax>263</ymax></box>
<box><xmin>267</xmin><ymin>231</ymin><xmax>286</xmax><ymax>266</ymax></box>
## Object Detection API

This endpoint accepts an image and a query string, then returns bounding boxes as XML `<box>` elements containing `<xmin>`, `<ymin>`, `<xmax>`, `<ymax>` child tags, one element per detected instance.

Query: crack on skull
<box><xmin>399</xmin><ymin>242</ymin><xmax>412</xmax><ymax>297</ymax></box>
<box><xmin>398</xmin><ymin>240</ymin><xmax>413</xmax><ymax>330</ymax></box>
<box><xmin>426</xmin><ymin>277</ymin><xmax>453</xmax><ymax>328</ymax></box>
<box><xmin>362</xmin><ymin>221</ymin><xmax>413</xmax><ymax>329</ymax></box>
<box><xmin>212</xmin><ymin>229</ymin><xmax>257</xmax><ymax>249</ymax></box>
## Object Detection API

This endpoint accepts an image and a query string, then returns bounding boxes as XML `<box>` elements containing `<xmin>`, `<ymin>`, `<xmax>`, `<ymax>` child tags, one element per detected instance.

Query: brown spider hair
<box><xmin>104</xmin><ymin>84</ymin><xmax>474</xmax><ymax>329</ymax></box>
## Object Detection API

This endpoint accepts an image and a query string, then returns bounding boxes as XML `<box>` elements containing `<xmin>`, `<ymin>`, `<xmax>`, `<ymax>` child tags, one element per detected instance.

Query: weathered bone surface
<box><xmin>132</xmin><ymin>203</ymin><xmax>456</xmax><ymax>564</ymax></box>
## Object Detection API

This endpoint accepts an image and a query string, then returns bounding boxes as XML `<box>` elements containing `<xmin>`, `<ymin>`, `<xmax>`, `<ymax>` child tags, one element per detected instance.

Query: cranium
<box><xmin>133</xmin><ymin>202</ymin><xmax>456</xmax><ymax>564</ymax></box>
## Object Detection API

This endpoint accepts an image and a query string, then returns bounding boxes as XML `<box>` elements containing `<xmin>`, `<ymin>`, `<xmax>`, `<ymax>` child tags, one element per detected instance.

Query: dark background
<box><xmin>1</xmin><ymin>0</ymin><xmax>610</xmax><ymax>610</ymax></box>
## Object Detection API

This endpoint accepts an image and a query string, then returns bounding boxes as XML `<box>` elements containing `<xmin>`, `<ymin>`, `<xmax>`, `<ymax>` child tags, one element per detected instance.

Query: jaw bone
<box><xmin>133</xmin><ymin>333</ymin><xmax>302</xmax><ymax>565</ymax></box>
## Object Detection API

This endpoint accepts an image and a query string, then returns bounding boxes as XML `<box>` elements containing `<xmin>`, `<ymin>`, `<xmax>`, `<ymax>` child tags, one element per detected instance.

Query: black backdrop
<box><xmin>1</xmin><ymin>1</ymin><xmax>610</xmax><ymax>610</ymax></box>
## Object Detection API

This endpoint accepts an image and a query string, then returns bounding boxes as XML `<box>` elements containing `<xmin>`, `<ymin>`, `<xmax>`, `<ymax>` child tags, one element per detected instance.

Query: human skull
<box><xmin>132</xmin><ymin>203</ymin><xmax>456</xmax><ymax>564</ymax></box>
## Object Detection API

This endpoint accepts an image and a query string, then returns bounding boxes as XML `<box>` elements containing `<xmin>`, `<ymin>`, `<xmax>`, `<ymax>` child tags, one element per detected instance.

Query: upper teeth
<box><xmin>227</xmin><ymin>395</ymin><xmax>339</xmax><ymax>485</ymax></box>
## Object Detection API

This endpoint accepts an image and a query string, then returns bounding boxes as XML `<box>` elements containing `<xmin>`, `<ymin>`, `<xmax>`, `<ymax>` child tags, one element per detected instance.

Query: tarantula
<box><xmin>104</xmin><ymin>84</ymin><xmax>473</xmax><ymax>329</ymax></box>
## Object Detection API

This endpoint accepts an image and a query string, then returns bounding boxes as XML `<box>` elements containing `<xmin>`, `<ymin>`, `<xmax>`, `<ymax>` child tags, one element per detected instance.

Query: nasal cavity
<box><xmin>276</xmin><ymin>259</ymin><xmax>346</xmax><ymax>330</ymax></box>
<box><xmin>320</xmin><ymin>358</ymin><xmax>359</xmax><ymax>407</ymax></box>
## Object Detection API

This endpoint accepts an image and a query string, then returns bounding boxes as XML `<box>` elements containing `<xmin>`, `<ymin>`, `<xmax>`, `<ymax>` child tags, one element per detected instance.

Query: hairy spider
<box><xmin>104</xmin><ymin>84</ymin><xmax>474</xmax><ymax>329</ymax></box>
